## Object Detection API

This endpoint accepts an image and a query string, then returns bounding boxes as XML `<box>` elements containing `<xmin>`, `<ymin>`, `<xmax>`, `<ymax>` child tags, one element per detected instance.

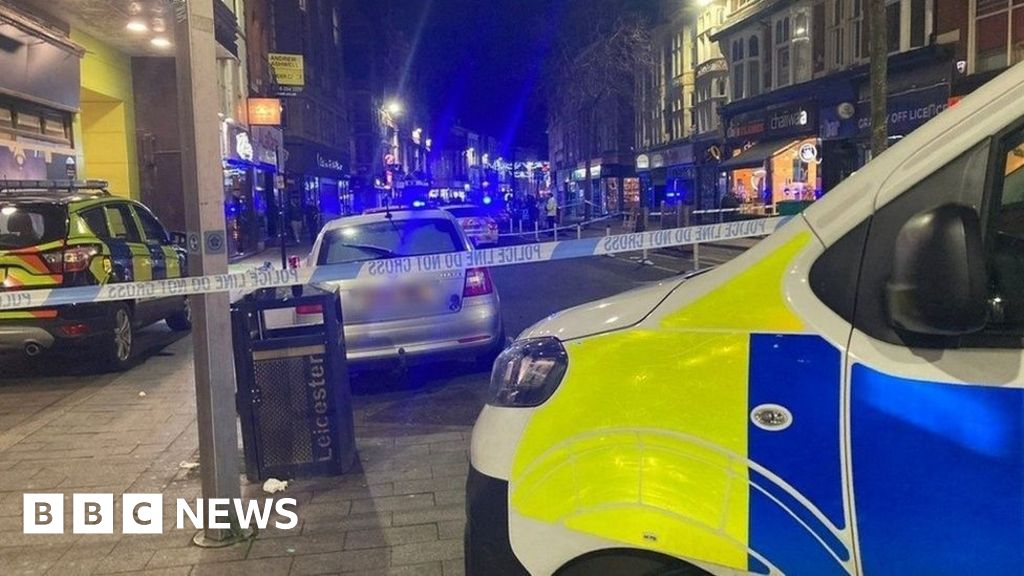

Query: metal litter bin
<box><xmin>232</xmin><ymin>285</ymin><xmax>356</xmax><ymax>482</ymax></box>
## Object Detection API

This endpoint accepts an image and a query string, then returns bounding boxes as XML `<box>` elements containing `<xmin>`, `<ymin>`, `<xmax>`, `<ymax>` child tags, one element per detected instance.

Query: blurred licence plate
<box><xmin>351</xmin><ymin>283</ymin><xmax>435</xmax><ymax>308</ymax></box>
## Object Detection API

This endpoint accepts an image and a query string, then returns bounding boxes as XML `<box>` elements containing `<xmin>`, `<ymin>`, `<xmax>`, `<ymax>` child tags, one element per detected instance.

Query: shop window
<box><xmin>792</xmin><ymin>156</ymin><xmax>810</xmax><ymax>184</ymax></box>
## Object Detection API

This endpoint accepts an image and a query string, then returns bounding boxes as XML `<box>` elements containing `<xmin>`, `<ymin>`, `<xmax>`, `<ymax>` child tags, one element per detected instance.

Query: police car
<box><xmin>466</xmin><ymin>65</ymin><xmax>1024</xmax><ymax>573</ymax></box>
<box><xmin>0</xmin><ymin>180</ymin><xmax>189</xmax><ymax>370</ymax></box>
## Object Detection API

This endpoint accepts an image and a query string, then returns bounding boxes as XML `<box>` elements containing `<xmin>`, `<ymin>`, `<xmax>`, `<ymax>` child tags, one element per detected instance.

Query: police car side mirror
<box><xmin>886</xmin><ymin>203</ymin><xmax>988</xmax><ymax>336</ymax></box>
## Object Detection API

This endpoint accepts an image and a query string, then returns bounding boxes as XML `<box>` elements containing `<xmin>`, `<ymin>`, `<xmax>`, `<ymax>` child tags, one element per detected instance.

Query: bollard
<box><xmin>606</xmin><ymin>223</ymin><xmax>611</xmax><ymax>236</ymax></box>
<box><xmin>519</xmin><ymin>220</ymin><xmax>524</xmax><ymax>234</ymax></box>
<box><xmin>577</xmin><ymin>224</ymin><xmax>582</xmax><ymax>240</ymax></box>
<box><xmin>534</xmin><ymin>221</ymin><xmax>540</xmax><ymax>242</ymax></box>
<box><xmin>693</xmin><ymin>243</ymin><xmax>701</xmax><ymax>271</ymax></box>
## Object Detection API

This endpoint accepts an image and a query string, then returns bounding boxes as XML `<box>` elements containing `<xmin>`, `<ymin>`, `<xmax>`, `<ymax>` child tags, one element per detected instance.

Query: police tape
<box><xmin>0</xmin><ymin>217</ymin><xmax>790</xmax><ymax>311</ymax></box>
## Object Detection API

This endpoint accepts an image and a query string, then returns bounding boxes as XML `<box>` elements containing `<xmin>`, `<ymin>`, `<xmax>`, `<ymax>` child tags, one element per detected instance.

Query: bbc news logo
<box><xmin>23</xmin><ymin>494</ymin><xmax>298</xmax><ymax>534</ymax></box>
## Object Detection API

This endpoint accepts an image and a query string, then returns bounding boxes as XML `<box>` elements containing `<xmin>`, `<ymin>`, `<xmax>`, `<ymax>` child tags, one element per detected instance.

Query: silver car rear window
<box><xmin>318</xmin><ymin>219</ymin><xmax>465</xmax><ymax>265</ymax></box>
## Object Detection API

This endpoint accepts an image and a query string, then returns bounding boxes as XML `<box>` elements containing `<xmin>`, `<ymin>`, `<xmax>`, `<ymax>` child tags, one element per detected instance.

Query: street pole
<box><xmin>174</xmin><ymin>0</ymin><xmax>248</xmax><ymax>546</ymax></box>
<box><xmin>277</xmin><ymin>152</ymin><xmax>287</xmax><ymax>270</ymax></box>
<box><xmin>869</xmin><ymin>0</ymin><xmax>888</xmax><ymax>158</ymax></box>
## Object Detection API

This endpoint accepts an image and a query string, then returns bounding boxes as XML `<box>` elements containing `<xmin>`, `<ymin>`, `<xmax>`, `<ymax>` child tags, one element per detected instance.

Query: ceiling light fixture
<box><xmin>150</xmin><ymin>37</ymin><xmax>172</xmax><ymax>49</ymax></box>
<box><xmin>126</xmin><ymin>20</ymin><xmax>148</xmax><ymax>33</ymax></box>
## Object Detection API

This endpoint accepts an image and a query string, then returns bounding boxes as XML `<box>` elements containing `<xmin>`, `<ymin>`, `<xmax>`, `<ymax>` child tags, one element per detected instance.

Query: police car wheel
<box><xmin>557</xmin><ymin>550</ymin><xmax>711</xmax><ymax>576</ymax></box>
<box><xmin>166</xmin><ymin>297</ymin><xmax>192</xmax><ymax>332</ymax></box>
<box><xmin>100</xmin><ymin>305</ymin><xmax>134</xmax><ymax>370</ymax></box>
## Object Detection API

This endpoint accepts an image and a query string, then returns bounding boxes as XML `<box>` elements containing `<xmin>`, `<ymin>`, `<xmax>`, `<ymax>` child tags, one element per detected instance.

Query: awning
<box><xmin>720</xmin><ymin>140</ymin><xmax>798</xmax><ymax>170</ymax></box>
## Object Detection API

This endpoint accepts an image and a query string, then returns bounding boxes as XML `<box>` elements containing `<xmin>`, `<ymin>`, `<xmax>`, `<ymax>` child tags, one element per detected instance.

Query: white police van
<box><xmin>466</xmin><ymin>63</ymin><xmax>1024</xmax><ymax>574</ymax></box>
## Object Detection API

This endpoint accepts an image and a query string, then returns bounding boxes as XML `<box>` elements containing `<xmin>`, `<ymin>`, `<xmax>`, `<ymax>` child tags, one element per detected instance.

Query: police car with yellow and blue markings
<box><xmin>0</xmin><ymin>180</ymin><xmax>190</xmax><ymax>370</ymax></box>
<box><xmin>466</xmin><ymin>64</ymin><xmax>1024</xmax><ymax>574</ymax></box>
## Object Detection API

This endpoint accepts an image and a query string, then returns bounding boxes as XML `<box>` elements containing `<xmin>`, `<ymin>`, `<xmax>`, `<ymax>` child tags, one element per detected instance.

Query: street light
<box><xmin>385</xmin><ymin>100</ymin><xmax>403</xmax><ymax>116</ymax></box>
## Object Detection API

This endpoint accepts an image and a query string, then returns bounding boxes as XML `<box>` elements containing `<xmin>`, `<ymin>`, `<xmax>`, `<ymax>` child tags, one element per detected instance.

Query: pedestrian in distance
<box><xmin>545</xmin><ymin>194</ymin><xmax>558</xmax><ymax>235</ymax></box>
<box><xmin>289</xmin><ymin>198</ymin><xmax>304</xmax><ymax>244</ymax></box>
<box><xmin>527</xmin><ymin>195</ymin><xmax>539</xmax><ymax>228</ymax></box>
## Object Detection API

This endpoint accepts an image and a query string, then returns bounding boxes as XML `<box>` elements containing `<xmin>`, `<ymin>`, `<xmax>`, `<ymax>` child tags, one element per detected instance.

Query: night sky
<box><xmin>389</xmin><ymin>0</ymin><xmax>570</xmax><ymax>154</ymax></box>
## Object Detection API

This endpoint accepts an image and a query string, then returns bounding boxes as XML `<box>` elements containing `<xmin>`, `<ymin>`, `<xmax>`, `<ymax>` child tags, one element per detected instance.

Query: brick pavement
<box><xmin>0</xmin><ymin>334</ymin><xmax>480</xmax><ymax>576</ymax></box>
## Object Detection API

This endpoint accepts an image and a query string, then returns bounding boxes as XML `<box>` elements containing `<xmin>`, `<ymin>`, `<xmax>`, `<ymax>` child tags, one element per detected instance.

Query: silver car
<box><xmin>303</xmin><ymin>208</ymin><xmax>504</xmax><ymax>369</ymax></box>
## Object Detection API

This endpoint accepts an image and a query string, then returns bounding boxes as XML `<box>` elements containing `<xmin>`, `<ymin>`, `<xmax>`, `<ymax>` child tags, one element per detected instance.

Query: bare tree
<box><xmin>546</xmin><ymin>10</ymin><xmax>653</xmax><ymax>220</ymax></box>
<box><xmin>869</xmin><ymin>0</ymin><xmax>888</xmax><ymax>157</ymax></box>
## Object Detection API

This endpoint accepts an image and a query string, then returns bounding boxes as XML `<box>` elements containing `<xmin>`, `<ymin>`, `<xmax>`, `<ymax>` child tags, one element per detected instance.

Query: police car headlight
<box><xmin>488</xmin><ymin>337</ymin><xmax>568</xmax><ymax>407</ymax></box>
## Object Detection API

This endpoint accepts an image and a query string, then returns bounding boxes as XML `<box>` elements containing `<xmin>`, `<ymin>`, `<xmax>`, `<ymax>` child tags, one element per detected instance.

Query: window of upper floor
<box><xmin>818</xmin><ymin>0</ymin><xmax>929</xmax><ymax>72</ymax></box>
<box><xmin>974</xmin><ymin>0</ymin><xmax>1024</xmax><ymax>74</ymax></box>
<box><xmin>730</xmin><ymin>32</ymin><xmax>762</xmax><ymax>100</ymax></box>
<box><xmin>773</xmin><ymin>7</ymin><xmax>812</xmax><ymax>89</ymax></box>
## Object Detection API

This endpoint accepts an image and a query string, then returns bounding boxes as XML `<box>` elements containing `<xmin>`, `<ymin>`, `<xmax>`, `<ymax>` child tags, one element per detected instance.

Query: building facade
<box><xmin>272</xmin><ymin>0</ymin><xmax>351</xmax><ymax>238</ymax></box>
<box><xmin>712</xmin><ymin>0</ymin><xmax>948</xmax><ymax>215</ymax></box>
<box><xmin>132</xmin><ymin>0</ymin><xmax>270</xmax><ymax>257</ymax></box>
<box><xmin>549</xmin><ymin>77</ymin><xmax>637</xmax><ymax>218</ymax></box>
<box><xmin>635</xmin><ymin>0</ymin><xmax>699</xmax><ymax>211</ymax></box>
<box><xmin>936</xmin><ymin>1</ymin><xmax>1024</xmax><ymax>100</ymax></box>
<box><xmin>693</xmin><ymin>0</ymin><xmax>730</xmax><ymax>211</ymax></box>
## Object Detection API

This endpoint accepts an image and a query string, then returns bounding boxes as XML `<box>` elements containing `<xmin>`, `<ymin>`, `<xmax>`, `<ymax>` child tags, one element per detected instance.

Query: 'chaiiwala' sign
<box><xmin>727</xmin><ymin>101</ymin><xmax>817</xmax><ymax>141</ymax></box>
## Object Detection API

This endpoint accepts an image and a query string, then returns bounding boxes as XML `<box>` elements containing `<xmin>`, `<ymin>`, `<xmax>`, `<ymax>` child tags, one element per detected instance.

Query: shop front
<box><xmin>649</xmin><ymin>143</ymin><xmax>696</xmax><ymax>207</ymax></box>
<box><xmin>286</xmin><ymin>143</ymin><xmax>352</xmax><ymax>236</ymax></box>
<box><xmin>569</xmin><ymin>163</ymin><xmax>630</xmax><ymax>218</ymax></box>
<box><xmin>251</xmin><ymin>126</ymin><xmax>285</xmax><ymax>243</ymax></box>
<box><xmin>721</xmin><ymin>101</ymin><xmax>821</xmax><ymax>215</ymax></box>
<box><xmin>693</xmin><ymin>139</ymin><xmax>725</xmax><ymax>212</ymax></box>
<box><xmin>634</xmin><ymin>155</ymin><xmax>656</xmax><ymax>212</ymax></box>
<box><xmin>222</xmin><ymin>123</ymin><xmax>272</xmax><ymax>258</ymax></box>
<box><xmin>820</xmin><ymin>83</ymin><xmax>951</xmax><ymax>191</ymax></box>
<box><xmin>816</xmin><ymin>48</ymin><xmax>953</xmax><ymax>192</ymax></box>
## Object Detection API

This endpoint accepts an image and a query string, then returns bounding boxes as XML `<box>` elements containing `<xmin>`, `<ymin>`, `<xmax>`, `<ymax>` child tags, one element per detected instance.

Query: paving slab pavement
<box><xmin>0</xmin><ymin>335</ymin><xmax>477</xmax><ymax>576</ymax></box>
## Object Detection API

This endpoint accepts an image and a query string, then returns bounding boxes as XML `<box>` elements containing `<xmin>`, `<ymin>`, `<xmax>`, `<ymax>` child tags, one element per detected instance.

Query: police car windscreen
<box><xmin>0</xmin><ymin>204</ymin><xmax>67</xmax><ymax>249</ymax></box>
<box><xmin>318</xmin><ymin>219</ymin><xmax>464</xmax><ymax>265</ymax></box>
